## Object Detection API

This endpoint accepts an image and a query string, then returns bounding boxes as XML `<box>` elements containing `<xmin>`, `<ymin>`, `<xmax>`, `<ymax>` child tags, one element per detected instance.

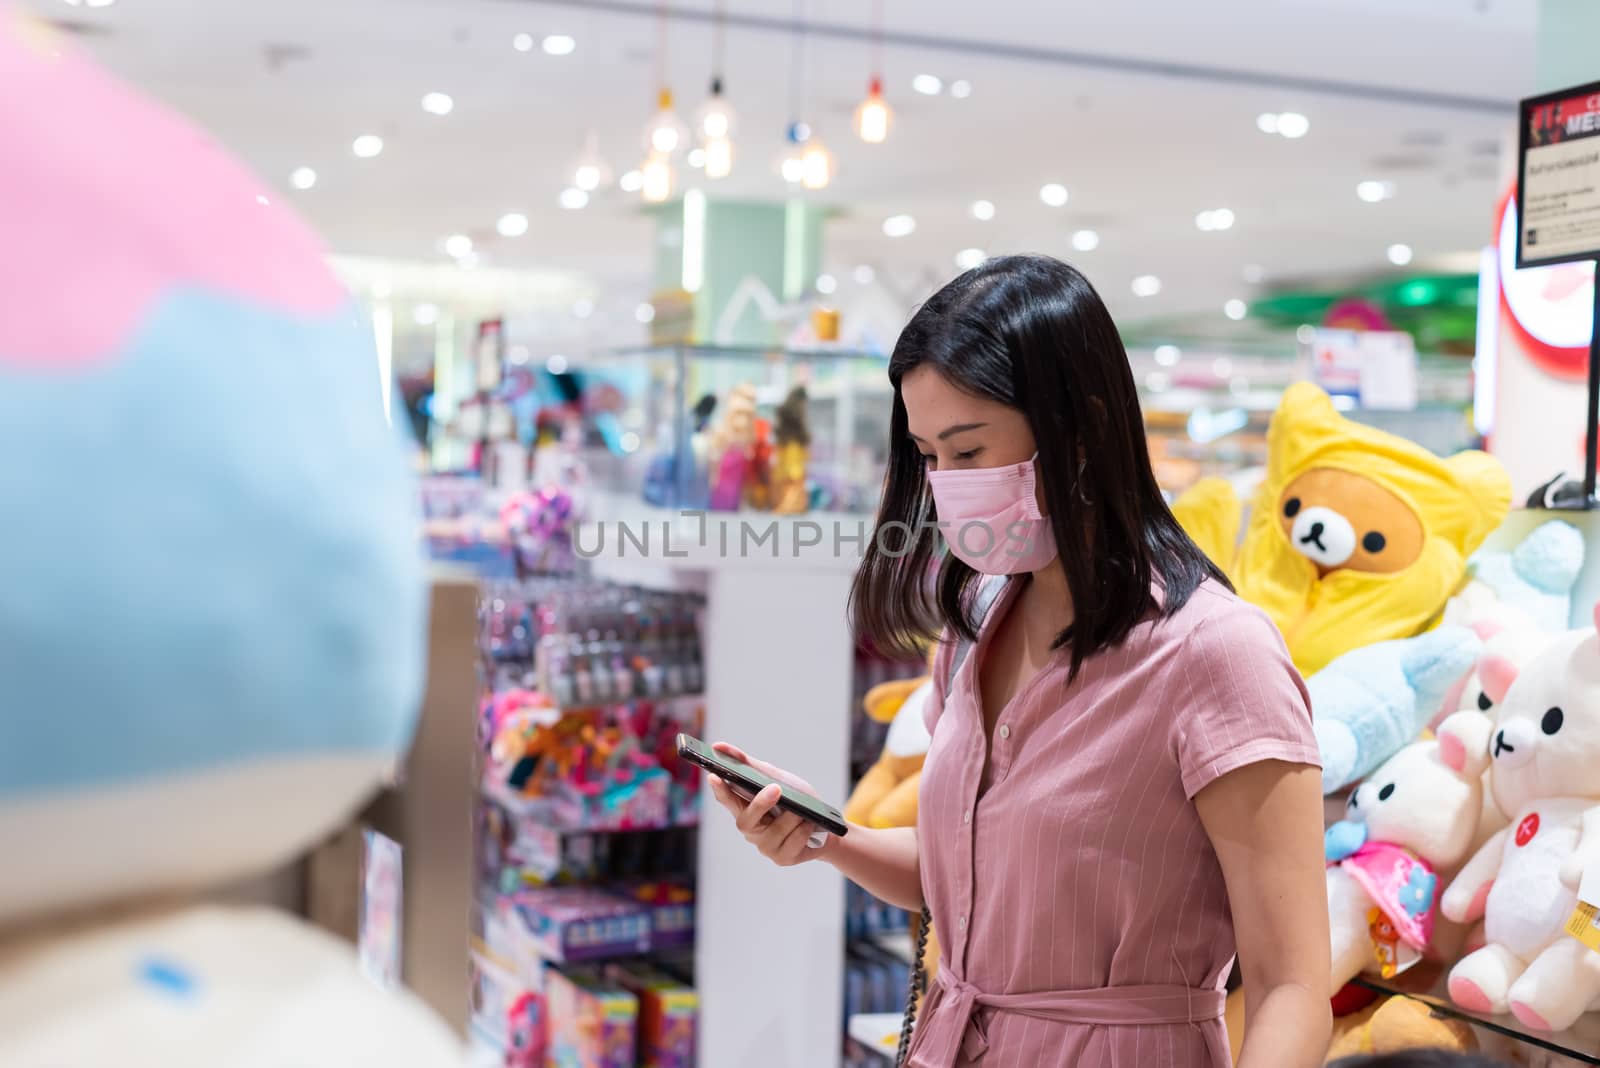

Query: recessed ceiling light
<box><xmin>413</xmin><ymin>303</ymin><xmax>439</xmax><ymax>326</ymax></box>
<box><xmin>1039</xmin><ymin>183</ymin><xmax>1069</xmax><ymax>208</ymax></box>
<box><xmin>949</xmin><ymin>80</ymin><xmax>973</xmax><ymax>99</ymax></box>
<box><xmin>513</xmin><ymin>33</ymin><xmax>535</xmax><ymax>52</ymax></box>
<box><xmin>497</xmin><ymin>213</ymin><xmax>529</xmax><ymax>237</ymax></box>
<box><xmin>1276</xmin><ymin>112</ymin><xmax>1310</xmax><ymax>138</ymax></box>
<box><xmin>1357</xmin><ymin>180</ymin><xmax>1395</xmax><ymax>203</ymax></box>
<box><xmin>542</xmin><ymin>34</ymin><xmax>576</xmax><ymax>56</ymax></box>
<box><xmin>1256</xmin><ymin>112</ymin><xmax>1280</xmax><ymax>134</ymax></box>
<box><xmin>421</xmin><ymin>92</ymin><xmax>454</xmax><ymax>116</ymax></box>
<box><xmin>955</xmin><ymin>248</ymin><xmax>986</xmax><ymax>270</ymax></box>
<box><xmin>619</xmin><ymin>170</ymin><xmax>644</xmax><ymax>193</ymax></box>
<box><xmin>1131</xmin><ymin>274</ymin><xmax>1162</xmax><ymax>297</ymax></box>
<box><xmin>572</xmin><ymin>298</ymin><xmax>595</xmax><ymax>320</ymax></box>
<box><xmin>1387</xmin><ymin>242</ymin><xmax>1414</xmax><ymax>266</ymax></box>
<box><xmin>882</xmin><ymin>214</ymin><xmax>916</xmax><ymax>238</ymax></box>
<box><xmin>970</xmin><ymin>199</ymin><xmax>996</xmax><ymax>222</ymax></box>
<box><xmin>816</xmin><ymin>273</ymin><xmax>838</xmax><ymax>294</ymax></box>
<box><xmin>1071</xmin><ymin>229</ymin><xmax>1100</xmax><ymax>252</ymax></box>
<box><xmin>560</xmin><ymin>188</ymin><xmax>590</xmax><ymax>210</ymax></box>
<box><xmin>443</xmin><ymin>234</ymin><xmax>473</xmax><ymax>258</ymax></box>
<box><xmin>290</xmin><ymin>167</ymin><xmax>317</xmax><ymax>190</ymax></box>
<box><xmin>635</xmin><ymin>303</ymin><xmax>656</xmax><ymax>324</ymax></box>
<box><xmin>547</xmin><ymin>353</ymin><xmax>570</xmax><ymax>374</ymax></box>
<box><xmin>1196</xmin><ymin>208</ymin><xmax>1235</xmax><ymax>232</ymax></box>
<box><xmin>911</xmin><ymin>74</ymin><xmax>943</xmax><ymax>96</ymax></box>
<box><xmin>1154</xmin><ymin>344</ymin><xmax>1181</xmax><ymax>367</ymax></box>
<box><xmin>687</xmin><ymin>147</ymin><xmax>707</xmax><ymax>169</ymax></box>
<box><xmin>854</xmin><ymin>264</ymin><xmax>876</xmax><ymax>285</ymax></box>
<box><xmin>1224</xmin><ymin>299</ymin><xmax>1248</xmax><ymax>320</ymax></box>
<box><xmin>351</xmin><ymin>135</ymin><xmax>384</xmax><ymax>159</ymax></box>
<box><xmin>1242</xmin><ymin>263</ymin><xmax>1265</xmax><ymax>284</ymax></box>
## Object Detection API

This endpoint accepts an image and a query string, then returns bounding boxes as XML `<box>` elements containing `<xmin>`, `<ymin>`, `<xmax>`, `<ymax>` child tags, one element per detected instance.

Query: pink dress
<box><xmin>907</xmin><ymin>580</ymin><xmax>1320</xmax><ymax>1068</ymax></box>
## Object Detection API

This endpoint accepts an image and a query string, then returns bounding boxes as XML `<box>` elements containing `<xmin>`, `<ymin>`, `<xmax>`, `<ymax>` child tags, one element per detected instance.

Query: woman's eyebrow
<box><xmin>908</xmin><ymin>422</ymin><xmax>988</xmax><ymax>444</ymax></box>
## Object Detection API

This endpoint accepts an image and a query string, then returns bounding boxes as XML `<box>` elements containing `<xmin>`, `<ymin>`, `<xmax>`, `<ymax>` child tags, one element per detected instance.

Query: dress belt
<box><xmin>906</xmin><ymin>969</ymin><xmax>1227</xmax><ymax>1068</ymax></box>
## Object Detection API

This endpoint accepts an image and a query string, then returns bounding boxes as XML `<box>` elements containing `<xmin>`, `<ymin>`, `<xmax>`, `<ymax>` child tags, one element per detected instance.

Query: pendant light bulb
<box><xmin>704</xmin><ymin>136</ymin><xmax>733</xmax><ymax>180</ymax></box>
<box><xmin>854</xmin><ymin>76</ymin><xmax>892</xmax><ymax>144</ymax></box>
<box><xmin>641</xmin><ymin>153</ymin><xmax>674</xmax><ymax>203</ymax></box>
<box><xmin>645</xmin><ymin>88</ymin><xmax>688</xmax><ymax>156</ymax></box>
<box><xmin>572</xmin><ymin>131</ymin><xmax>611</xmax><ymax>193</ymax></box>
<box><xmin>800</xmin><ymin>137</ymin><xmax>834</xmax><ymax>191</ymax></box>
<box><xmin>698</xmin><ymin>77</ymin><xmax>737</xmax><ymax>142</ymax></box>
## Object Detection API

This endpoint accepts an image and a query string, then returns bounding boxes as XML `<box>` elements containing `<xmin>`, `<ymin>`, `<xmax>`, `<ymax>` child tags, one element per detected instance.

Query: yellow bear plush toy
<box><xmin>1174</xmin><ymin>383</ymin><xmax>1511</xmax><ymax>677</ymax></box>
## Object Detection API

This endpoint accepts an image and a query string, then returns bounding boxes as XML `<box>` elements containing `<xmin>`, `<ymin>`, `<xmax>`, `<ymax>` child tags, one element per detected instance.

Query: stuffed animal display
<box><xmin>1309</xmin><ymin>626</ymin><xmax>1482</xmax><ymax>793</ymax></box>
<box><xmin>1324</xmin><ymin>732</ymin><xmax>1491</xmax><ymax>994</ymax></box>
<box><xmin>1438</xmin><ymin>605</ymin><xmax>1600</xmax><ymax>1032</ymax></box>
<box><xmin>1174</xmin><ymin>382</ymin><xmax>1511</xmax><ymax>677</ymax></box>
<box><xmin>1451</xmin><ymin>520</ymin><xmax>1586</xmax><ymax>635</ymax></box>
<box><xmin>0</xmin><ymin>10</ymin><xmax>457</xmax><ymax>1064</ymax></box>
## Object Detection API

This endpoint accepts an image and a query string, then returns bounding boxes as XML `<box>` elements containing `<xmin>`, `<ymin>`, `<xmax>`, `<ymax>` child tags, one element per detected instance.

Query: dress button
<box><xmin>959</xmin><ymin>914</ymin><xmax>968</xmax><ymax>930</ymax></box>
<box><xmin>963</xmin><ymin>809</ymin><xmax>972</xmax><ymax>824</ymax></box>
<box><xmin>998</xmin><ymin>724</ymin><xmax>1011</xmax><ymax>740</ymax></box>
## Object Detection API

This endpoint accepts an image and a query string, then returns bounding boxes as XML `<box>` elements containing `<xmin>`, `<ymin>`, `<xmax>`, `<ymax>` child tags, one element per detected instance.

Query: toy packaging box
<box><xmin>545</xmin><ymin>966</ymin><xmax>639</xmax><ymax>1068</ymax></box>
<box><xmin>603</xmin><ymin>962</ymin><xmax>698</xmax><ymax>1068</ymax></box>
<box><xmin>469</xmin><ymin>938</ymin><xmax>546</xmax><ymax>1068</ymax></box>
<box><xmin>501</xmin><ymin>887</ymin><xmax>653</xmax><ymax>963</ymax></box>
<box><xmin>610</xmin><ymin>880</ymin><xmax>695</xmax><ymax>951</ymax></box>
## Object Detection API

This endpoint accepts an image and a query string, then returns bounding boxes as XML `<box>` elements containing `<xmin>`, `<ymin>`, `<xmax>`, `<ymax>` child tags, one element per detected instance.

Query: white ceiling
<box><xmin>37</xmin><ymin>0</ymin><xmax>1538</xmax><ymax>331</ymax></box>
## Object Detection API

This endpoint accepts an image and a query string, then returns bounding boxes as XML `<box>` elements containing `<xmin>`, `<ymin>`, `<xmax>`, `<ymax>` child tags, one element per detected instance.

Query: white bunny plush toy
<box><xmin>1323</xmin><ymin>728</ymin><xmax>1492</xmax><ymax>995</ymax></box>
<box><xmin>1438</xmin><ymin>602</ymin><xmax>1600</xmax><ymax>1032</ymax></box>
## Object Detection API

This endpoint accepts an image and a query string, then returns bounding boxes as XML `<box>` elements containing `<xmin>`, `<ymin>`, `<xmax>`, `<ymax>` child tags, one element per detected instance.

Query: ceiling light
<box><xmin>1242</xmin><ymin>263</ymin><xmax>1265</xmax><ymax>284</ymax></box>
<box><xmin>421</xmin><ymin>92</ymin><xmax>454</xmax><ymax>116</ymax></box>
<box><xmin>1131</xmin><ymin>274</ymin><xmax>1162</xmax><ymax>297</ymax></box>
<box><xmin>497</xmin><ymin>213</ymin><xmax>529</xmax><ymax>237</ymax></box>
<box><xmin>572</xmin><ymin>298</ymin><xmax>595</xmax><ymax>320</ymax></box>
<box><xmin>542</xmin><ymin>34</ymin><xmax>576</xmax><ymax>56</ymax></box>
<box><xmin>289</xmin><ymin>167</ymin><xmax>317</xmax><ymax>190</ymax></box>
<box><xmin>1277</xmin><ymin>112</ymin><xmax>1310</xmax><ymax>138</ymax></box>
<box><xmin>1224</xmin><ymin>298</ymin><xmax>1248</xmax><ymax>320</ymax></box>
<box><xmin>800</xmin><ymin>138</ymin><xmax>834</xmax><ymax>190</ymax></box>
<box><xmin>816</xmin><ymin>273</ymin><xmax>838</xmax><ymax>295</ymax></box>
<box><xmin>699</xmin><ymin>78</ymin><xmax>736</xmax><ymax>141</ymax></box>
<box><xmin>1196</xmin><ymin>208</ymin><xmax>1235</xmax><ymax>232</ymax></box>
<box><xmin>513</xmin><ymin>33</ymin><xmax>535</xmax><ymax>52</ymax></box>
<box><xmin>635</xmin><ymin>303</ymin><xmax>657</xmax><ymax>324</ymax></box>
<box><xmin>619</xmin><ymin>169</ymin><xmax>644</xmax><ymax>193</ymax></box>
<box><xmin>443</xmin><ymin>234</ymin><xmax>473</xmax><ymax>258</ymax></box>
<box><xmin>854</xmin><ymin>264</ymin><xmax>876</xmax><ymax>285</ymax></box>
<box><xmin>882</xmin><ymin>214</ymin><xmax>916</xmax><ymax>238</ymax></box>
<box><xmin>546</xmin><ymin>353</ymin><xmax>570</xmax><ymax>374</ymax></box>
<box><xmin>642</xmin><ymin>155</ymin><xmax>673</xmax><ymax>203</ymax></box>
<box><xmin>575</xmin><ymin>164</ymin><xmax>602</xmax><ymax>191</ymax></box>
<box><xmin>1071</xmin><ymin>229</ymin><xmax>1100</xmax><ymax>252</ymax></box>
<box><xmin>1040</xmin><ymin>183</ymin><xmax>1069</xmax><ymax>208</ymax></box>
<box><xmin>351</xmin><ymin>135</ymin><xmax>384</xmax><ymax>159</ymax></box>
<box><xmin>1387</xmin><ymin>243</ymin><xmax>1414</xmax><ymax>266</ymax></box>
<box><xmin>949</xmin><ymin>80</ymin><xmax>972</xmax><ymax>99</ymax></box>
<box><xmin>780</xmin><ymin>154</ymin><xmax>805</xmax><ymax>184</ymax></box>
<box><xmin>413</xmin><ymin>303</ymin><xmax>439</xmax><ymax>326</ymax></box>
<box><xmin>854</xmin><ymin>77</ymin><xmax>892</xmax><ymax>144</ymax></box>
<box><xmin>84</xmin><ymin>0</ymin><xmax>116</xmax><ymax>7</ymax></box>
<box><xmin>1256</xmin><ymin>112</ymin><xmax>1280</xmax><ymax>134</ymax></box>
<box><xmin>1357</xmin><ymin>179</ymin><xmax>1395</xmax><ymax>203</ymax></box>
<box><xmin>645</xmin><ymin>89</ymin><xmax>688</xmax><ymax>155</ymax></box>
<box><xmin>560</xmin><ymin>188</ymin><xmax>590</xmax><ymax>210</ymax></box>
<box><xmin>687</xmin><ymin>148</ymin><xmax>707</xmax><ymax>169</ymax></box>
<box><xmin>704</xmin><ymin>136</ymin><xmax>733</xmax><ymax>179</ymax></box>
<box><xmin>1154</xmin><ymin>344</ymin><xmax>1181</xmax><ymax>367</ymax></box>
<box><xmin>911</xmin><ymin>74</ymin><xmax>943</xmax><ymax>96</ymax></box>
<box><xmin>970</xmin><ymin>199</ymin><xmax>996</xmax><ymax>222</ymax></box>
<box><xmin>955</xmin><ymin>248</ymin><xmax>986</xmax><ymax>271</ymax></box>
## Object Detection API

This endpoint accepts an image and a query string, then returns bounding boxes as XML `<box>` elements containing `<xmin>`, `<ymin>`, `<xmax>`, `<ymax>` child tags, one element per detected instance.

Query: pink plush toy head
<box><xmin>1343</xmin><ymin>733</ymin><xmax>1488</xmax><ymax>868</ymax></box>
<box><xmin>1472</xmin><ymin>606</ymin><xmax>1600</xmax><ymax>817</ymax></box>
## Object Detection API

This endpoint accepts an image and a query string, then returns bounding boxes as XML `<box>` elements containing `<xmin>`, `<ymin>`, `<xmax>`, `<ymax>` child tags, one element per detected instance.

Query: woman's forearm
<box><xmin>1236</xmin><ymin>981</ymin><xmax>1331</xmax><ymax>1068</ymax></box>
<box><xmin>819</xmin><ymin>824</ymin><xmax>922</xmax><ymax>910</ymax></box>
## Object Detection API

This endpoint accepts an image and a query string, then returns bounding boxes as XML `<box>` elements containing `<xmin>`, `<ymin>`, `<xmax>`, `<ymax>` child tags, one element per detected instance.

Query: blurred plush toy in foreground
<box><xmin>0</xmin><ymin>9</ymin><xmax>458</xmax><ymax>1063</ymax></box>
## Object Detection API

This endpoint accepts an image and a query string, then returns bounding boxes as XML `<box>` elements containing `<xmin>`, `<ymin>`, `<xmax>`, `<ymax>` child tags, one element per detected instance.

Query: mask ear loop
<box><xmin>1075</xmin><ymin>458</ymin><xmax>1094</xmax><ymax>506</ymax></box>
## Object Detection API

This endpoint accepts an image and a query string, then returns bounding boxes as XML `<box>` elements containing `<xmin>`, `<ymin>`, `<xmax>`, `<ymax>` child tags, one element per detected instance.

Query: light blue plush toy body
<box><xmin>1311</xmin><ymin>624</ymin><xmax>1482</xmax><ymax>793</ymax></box>
<box><xmin>1466</xmin><ymin>519</ymin><xmax>1585</xmax><ymax>632</ymax></box>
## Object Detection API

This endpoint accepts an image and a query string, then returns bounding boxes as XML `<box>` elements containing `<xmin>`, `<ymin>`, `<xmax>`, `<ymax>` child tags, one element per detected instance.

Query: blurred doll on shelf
<box><xmin>706</xmin><ymin>384</ymin><xmax>757</xmax><ymax>512</ymax></box>
<box><xmin>771</xmin><ymin>385</ymin><xmax>812</xmax><ymax>514</ymax></box>
<box><xmin>743</xmin><ymin>416</ymin><xmax>775</xmax><ymax>510</ymax></box>
<box><xmin>643</xmin><ymin>394</ymin><xmax>717</xmax><ymax>508</ymax></box>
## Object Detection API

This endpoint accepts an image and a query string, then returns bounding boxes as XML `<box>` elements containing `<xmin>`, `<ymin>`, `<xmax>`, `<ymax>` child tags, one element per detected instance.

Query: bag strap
<box><xmin>897</xmin><ymin>578</ymin><xmax>1007</xmax><ymax>1065</ymax></box>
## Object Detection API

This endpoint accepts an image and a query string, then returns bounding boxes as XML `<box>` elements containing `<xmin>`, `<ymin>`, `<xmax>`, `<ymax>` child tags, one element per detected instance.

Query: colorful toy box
<box><xmin>468</xmin><ymin>937</ymin><xmax>546</xmax><ymax>1068</ymax></box>
<box><xmin>502</xmin><ymin>887</ymin><xmax>653</xmax><ymax>964</ymax></box>
<box><xmin>610</xmin><ymin>880</ymin><xmax>695</xmax><ymax>951</ymax></box>
<box><xmin>604</xmin><ymin>962</ymin><xmax>698</xmax><ymax>1068</ymax></box>
<box><xmin>545</xmin><ymin>967</ymin><xmax>639</xmax><ymax>1068</ymax></box>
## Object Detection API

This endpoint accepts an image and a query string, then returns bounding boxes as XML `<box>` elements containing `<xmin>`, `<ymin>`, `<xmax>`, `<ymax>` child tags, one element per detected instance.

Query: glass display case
<box><xmin>574</xmin><ymin>343</ymin><xmax>892</xmax><ymax>517</ymax></box>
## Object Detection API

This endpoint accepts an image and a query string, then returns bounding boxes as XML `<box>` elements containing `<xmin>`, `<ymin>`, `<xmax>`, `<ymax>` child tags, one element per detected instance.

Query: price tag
<box><xmin>1567</xmin><ymin>852</ymin><xmax>1600</xmax><ymax>954</ymax></box>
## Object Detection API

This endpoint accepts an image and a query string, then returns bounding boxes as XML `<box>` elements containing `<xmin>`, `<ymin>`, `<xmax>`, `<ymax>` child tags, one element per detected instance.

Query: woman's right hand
<box><xmin>706</xmin><ymin>742</ymin><xmax>830</xmax><ymax>868</ymax></box>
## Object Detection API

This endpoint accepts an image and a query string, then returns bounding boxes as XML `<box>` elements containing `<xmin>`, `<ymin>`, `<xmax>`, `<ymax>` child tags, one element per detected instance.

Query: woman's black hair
<box><xmin>1326</xmin><ymin>1054</ymin><xmax>1509</xmax><ymax>1068</ymax></box>
<box><xmin>848</xmin><ymin>254</ymin><xmax>1229</xmax><ymax>675</ymax></box>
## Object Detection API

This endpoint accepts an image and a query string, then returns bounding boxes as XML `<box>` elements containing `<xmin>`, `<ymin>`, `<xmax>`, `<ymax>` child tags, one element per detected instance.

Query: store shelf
<box><xmin>1353</xmin><ymin>962</ymin><xmax>1600</xmax><ymax>1064</ymax></box>
<box><xmin>847</xmin><ymin>1013</ymin><xmax>903</xmax><ymax>1062</ymax></box>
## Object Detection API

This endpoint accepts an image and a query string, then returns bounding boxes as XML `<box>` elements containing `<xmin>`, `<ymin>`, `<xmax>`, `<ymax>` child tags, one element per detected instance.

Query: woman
<box><xmin>708</xmin><ymin>256</ymin><xmax>1330</xmax><ymax>1067</ymax></box>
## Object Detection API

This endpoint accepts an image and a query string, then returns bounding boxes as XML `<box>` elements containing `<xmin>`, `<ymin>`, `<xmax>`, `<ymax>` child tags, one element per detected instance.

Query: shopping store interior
<box><xmin>9</xmin><ymin>0</ymin><xmax>1600</xmax><ymax>1065</ymax></box>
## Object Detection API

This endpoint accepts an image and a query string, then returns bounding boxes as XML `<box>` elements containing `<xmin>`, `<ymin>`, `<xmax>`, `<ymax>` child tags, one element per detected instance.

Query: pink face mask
<box><xmin>926</xmin><ymin>454</ymin><xmax>1058</xmax><ymax>575</ymax></box>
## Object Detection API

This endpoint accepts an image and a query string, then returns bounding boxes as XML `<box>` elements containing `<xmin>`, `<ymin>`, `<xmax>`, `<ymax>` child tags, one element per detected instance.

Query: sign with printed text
<box><xmin>1302</xmin><ymin>328</ymin><xmax>1418</xmax><ymax>410</ymax></box>
<box><xmin>1518</xmin><ymin>80</ymin><xmax>1600</xmax><ymax>267</ymax></box>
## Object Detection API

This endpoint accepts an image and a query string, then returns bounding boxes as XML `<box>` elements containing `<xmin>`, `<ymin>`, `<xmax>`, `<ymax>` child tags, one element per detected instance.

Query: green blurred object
<box><xmin>1249</xmin><ymin>273</ymin><xmax>1479</xmax><ymax>352</ymax></box>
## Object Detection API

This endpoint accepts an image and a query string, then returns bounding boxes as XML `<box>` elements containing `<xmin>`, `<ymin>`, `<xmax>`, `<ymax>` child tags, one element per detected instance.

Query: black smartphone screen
<box><xmin>677</xmin><ymin>733</ymin><xmax>848</xmax><ymax>837</ymax></box>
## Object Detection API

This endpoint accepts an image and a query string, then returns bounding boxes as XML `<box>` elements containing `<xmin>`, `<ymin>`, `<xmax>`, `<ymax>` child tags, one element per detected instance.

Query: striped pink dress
<box><xmin>907</xmin><ymin>580</ymin><xmax>1320</xmax><ymax>1068</ymax></box>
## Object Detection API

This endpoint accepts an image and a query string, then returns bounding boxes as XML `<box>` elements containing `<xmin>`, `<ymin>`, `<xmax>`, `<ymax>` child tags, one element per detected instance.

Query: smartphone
<box><xmin>676</xmin><ymin>733</ymin><xmax>848</xmax><ymax>837</ymax></box>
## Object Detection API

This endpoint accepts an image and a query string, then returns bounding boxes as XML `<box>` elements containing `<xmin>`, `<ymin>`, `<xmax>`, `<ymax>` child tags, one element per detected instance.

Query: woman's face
<box><xmin>901</xmin><ymin>365</ymin><xmax>1036</xmax><ymax>474</ymax></box>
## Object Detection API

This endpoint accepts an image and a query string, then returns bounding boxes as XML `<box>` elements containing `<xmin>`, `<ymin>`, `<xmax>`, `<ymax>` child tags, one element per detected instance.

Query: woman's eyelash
<box><xmin>954</xmin><ymin>448</ymin><xmax>981</xmax><ymax>461</ymax></box>
<box><xmin>919</xmin><ymin>453</ymin><xmax>937</xmax><ymax>464</ymax></box>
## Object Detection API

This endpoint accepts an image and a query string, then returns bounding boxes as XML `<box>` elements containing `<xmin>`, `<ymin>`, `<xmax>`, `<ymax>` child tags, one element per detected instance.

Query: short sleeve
<box><xmin>1173</xmin><ymin>604</ymin><xmax>1321</xmax><ymax>799</ymax></box>
<box><xmin>924</xmin><ymin>633</ymin><xmax>954</xmax><ymax>735</ymax></box>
